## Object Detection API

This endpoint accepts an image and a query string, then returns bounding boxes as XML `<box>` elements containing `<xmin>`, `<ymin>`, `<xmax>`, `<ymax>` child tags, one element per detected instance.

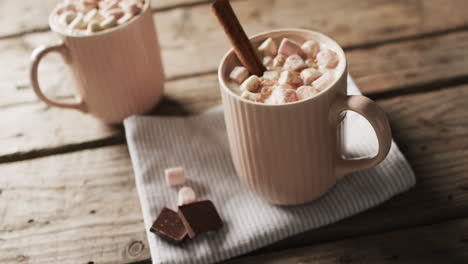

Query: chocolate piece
<box><xmin>150</xmin><ymin>207</ymin><xmax>187</xmax><ymax>243</ymax></box>
<box><xmin>177</xmin><ymin>200</ymin><xmax>223</xmax><ymax>238</ymax></box>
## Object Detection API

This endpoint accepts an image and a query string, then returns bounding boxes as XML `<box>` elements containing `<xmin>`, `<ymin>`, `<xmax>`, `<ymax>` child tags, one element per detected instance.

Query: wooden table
<box><xmin>2</xmin><ymin>0</ymin><xmax>468</xmax><ymax>263</ymax></box>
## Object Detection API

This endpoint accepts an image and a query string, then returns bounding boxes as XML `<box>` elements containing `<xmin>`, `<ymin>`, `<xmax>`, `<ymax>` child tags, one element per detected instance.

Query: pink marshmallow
<box><xmin>316</xmin><ymin>49</ymin><xmax>339</xmax><ymax>69</ymax></box>
<box><xmin>301</xmin><ymin>40</ymin><xmax>320</xmax><ymax>59</ymax></box>
<box><xmin>229</xmin><ymin>66</ymin><xmax>249</xmax><ymax>85</ymax></box>
<box><xmin>283</xmin><ymin>54</ymin><xmax>307</xmax><ymax>72</ymax></box>
<box><xmin>278</xmin><ymin>38</ymin><xmax>303</xmax><ymax>57</ymax></box>
<box><xmin>165</xmin><ymin>167</ymin><xmax>186</xmax><ymax>186</ymax></box>
<box><xmin>296</xmin><ymin>85</ymin><xmax>320</xmax><ymax>100</ymax></box>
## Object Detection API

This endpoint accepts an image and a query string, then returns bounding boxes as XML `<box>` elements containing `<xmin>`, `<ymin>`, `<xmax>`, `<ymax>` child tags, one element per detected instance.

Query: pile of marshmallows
<box><xmin>230</xmin><ymin>37</ymin><xmax>339</xmax><ymax>104</ymax></box>
<box><xmin>53</xmin><ymin>0</ymin><xmax>145</xmax><ymax>35</ymax></box>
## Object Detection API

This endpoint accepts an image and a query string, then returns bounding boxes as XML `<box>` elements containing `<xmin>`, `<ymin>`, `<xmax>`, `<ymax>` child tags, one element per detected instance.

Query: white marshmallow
<box><xmin>278</xmin><ymin>38</ymin><xmax>303</xmax><ymax>57</ymax></box>
<box><xmin>59</xmin><ymin>11</ymin><xmax>77</xmax><ymax>25</ymax></box>
<box><xmin>312</xmin><ymin>72</ymin><xmax>334</xmax><ymax>90</ymax></box>
<box><xmin>100</xmin><ymin>16</ymin><xmax>117</xmax><ymax>29</ymax></box>
<box><xmin>241</xmin><ymin>91</ymin><xmax>262</xmax><ymax>102</ymax></box>
<box><xmin>316</xmin><ymin>49</ymin><xmax>339</xmax><ymax>69</ymax></box>
<box><xmin>278</xmin><ymin>70</ymin><xmax>302</xmax><ymax>87</ymax></box>
<box><xmin>300</xmin><ymin>68</ymin><xmax>322</xmax><ymax>85</ymax></box>
<box><xmin>105</xmin><ymin>8</ymin><xmax>125</xmax><ymax>19</ymax></box>
<box><xmin>86</xmin><ymin>21</ymin><xmax>101</xmax><ymax>34</ymax></box>
<box><xmin>269</xmin><ymin>88</ymin><xmax>298</xmax><ymax>104</ymax></box>
<box><xmin>262</xmin><ymin>70</ymin><xmax>280</xmax><ymax>80</ymax></box>
<box><xmin>296</xmin><ymin>85</ymin><xmax>320</xmax><ymax>100</ymax></box>
<box><xmin>178</xmin><ymin>186</ymin><xmax>196</xmax><ymax>205</ymax></box>
<box><xmin>305</xmin><ymin>58</ymin><xmax>318</xmax><ymax>69</ymax></box>
<box><xmin>258</xmin><ymin>37</ymin><xmax>278</xmax><ymax>57</ymax></box>
<box><xmin>118</xmin><ymin>13</ymin><xmax>133</xmax><ymax>24</ymax></box>
<box><xmin>272</xmin><ymin>54</ymin><xmax>287</xmax><ymax>67</ymax></box>
<box><xmin>84</xmin><ymin>8</ymin><xmax>100</xmax><ymax>23</ymax></box>
<box><xmin>263</xmin><ymin>56</ymin><xmax>273</xmax><ymax>69</ymax></box>
<box><xmin>301</xmin><ymin>40</ymin><xmax>320</xmax><ymax>59</ymax></box>
<box><xmin>229</xmin><ymin>66</ymin><xmax>249</xmax><ymax>85</ymax></box>
<box><xmin>164</xmin><ymin>167</ymin><xmax>186</xmax><ymax>186</ymax></box>
<box><xmin>283</xmin><ymin>54</ymin><xmax>307</xmax><ymax>72</ymax></box>
<box><xmin>68</xmin><ymin>13</ymin><xmax>86</xmax><ymax>30</ymax></box>
<box><xmin>240</xmin><ymin>75</ymin><xmax>261</xmax><ymax>92</ymax></box>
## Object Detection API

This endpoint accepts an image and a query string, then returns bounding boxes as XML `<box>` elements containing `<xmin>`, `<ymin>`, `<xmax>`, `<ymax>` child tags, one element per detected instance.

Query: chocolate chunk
<box><xmin>177</xmin><ymin>200</ymin><xmax>223</xmax><ymax>238</ymax></box>
<box><xmin>150</xmin><ymin>207</ymin><xmax>187</xmax><ymax>243</ymax></box>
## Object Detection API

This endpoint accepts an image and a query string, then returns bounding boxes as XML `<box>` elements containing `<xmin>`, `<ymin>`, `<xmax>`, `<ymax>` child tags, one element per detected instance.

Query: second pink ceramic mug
<box><xmin>29</xmin><ymin>2</ymin><xmax>164</xmax><ymax>124</ymax></box>
<box><xmin>219</xmin><ymin>29</ymin><xmax>392</xmax><ymax>205</ymax></box>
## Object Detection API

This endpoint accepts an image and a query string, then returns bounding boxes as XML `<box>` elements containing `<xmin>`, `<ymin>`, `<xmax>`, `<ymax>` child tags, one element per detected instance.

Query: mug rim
<box><xmin>48</xmin><ymin>0</ymin><xmax>150</xmax><ymax>38</ymax></box>
<box><xmin>218</xmin><ymin>28</ymin><xmax>347</xmax><ymax>107</ymax></box>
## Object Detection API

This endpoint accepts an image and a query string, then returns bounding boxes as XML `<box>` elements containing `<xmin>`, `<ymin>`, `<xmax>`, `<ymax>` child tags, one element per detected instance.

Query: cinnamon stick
<box><xmin>211</xmin><ymin>0</ymin><xmax>265</xmax><ymax>77</ymax></box>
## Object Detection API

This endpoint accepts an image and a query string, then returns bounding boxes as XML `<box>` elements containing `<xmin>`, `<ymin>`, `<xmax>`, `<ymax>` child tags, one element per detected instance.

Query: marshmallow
<box><xmin>300</xmin><ymin>68</ymin><xmax>322</xmax><ymax>85</ymax></box>
<box><xmin>86</xmin><ymin>21</ymin><xmax>101</xmax><ymax>34</ymax></box>
<box><xmin>278</xmin><ymin>38</ymin><xmax>303</xmax><ymax>57</ymax></box>
<box><xmin>301</xmin><ymin>40</ymin><xmax>320</xmax><ymax>59</ymax></box>
<box><xmin>262</xmin><ymin>70</ymin><xmax>280</xmax><ymax>80</ymax></box>
<box><xmin>258</xmin><ymin>37</ymin><xmax>278</xmax><ymax>57</ymax></box>
<box><xmin>165</xmin><ymin>167</ymin><xmax>186</xmax><ymax>186</ymax></box>
<box><xmin>272</xmin><ymin>54</ymin><xmax>287</xmax><ymax>68</ymax></box>
<box><xmin>278</xmin><ymin>70</ymin><xmax>303</xmax><ymax>87</ymax></box>
<box><xmin>105</xmin><ymin>8</ymin><xmax>125</xmax><ymax>19</ymax></box>
<box><xmin>312</xmin><ymin>72</ymin><xmax>334</xmax><ymax>90</ymax></box>
<box><xmin>305</xmin><ymin>58</ymin><xmax>318</xmax><ymax>69</ymax></box>
<box><xmin>241</xmin><ymin>91</ymin><xmax>262</xmax><ymax>102</ymax></box>
<box><xmin>121</xmin><ymin>2</ymin><xmax>142</xmax><ymax>16</ymax></box>
<box><xmin>260</xmin><ymin>86</ymin><xmax>274</xmax><ymax>99</ymax></box>
<box><xmin>229</xmin><ymin>66</ymin><xmax>249</xmax><ymax>85</ymax></box>
<box><xmin>284</xmin><ymin>55</ymin><xmax>307</xmax><ymax>72</ymax></box>
<box><xmin>117</xmin><ymin>13</ymin><xmax>133</xmax><ymax>24</ymax></box>
<box><xmin>68</xmin><ymin>13</ymin><xmax>86</xmax><ymax>30</ymax></box>
<box><xmin>240</xmin><ymin>75</ymin><xmax>261</xmax><ymax>93</ymax></box>
<box><xmin>263</xmin><ymin>56</ymin><xmax>273</xmax><ymax>69</ymax></box>
<box><xmin>178</xmin><ymin>186</ymin><xmax>196</xmax><ymax>205</ymax></box>
<box><xmin>296</xmin><ymin>85</ymin><xmax>320</xmax><ymax>100</ymax></box>
<box><xmin>59</xmin><ymin>11</ymin><xmax>77</xmax><ymax>25</ymax></box>
<box><xmin>83</xmin><ymin>8</ymin><xmax>101</xmax><ymax>23</ymax></box>
<box><xmin>270</xmin><ymin>88</ymin><xmax>298</xmax><ymax>104</ymax></box>
<box><xmin>316</xmin><ymin>49</ymin><xmax>339</xmax><ymax>69</ymax></box>
<box><xmin>259</xmin><ymin>77</ymin><xmax>276</xmax><ymax>87</ymax></box>
<box><xmin>100</xmin><ymin>16</ymin><xmax>117</xmax><ymax>29</ymax></box>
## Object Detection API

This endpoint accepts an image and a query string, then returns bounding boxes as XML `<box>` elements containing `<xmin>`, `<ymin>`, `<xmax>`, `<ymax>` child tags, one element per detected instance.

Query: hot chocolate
<box><xmin>229</xmin><ymin>36</ymin><xmax>342</xmax><ymax>104</ymax></box>
<box><xmin>51</xmin><ymin>0</ymin><xmax>145</xmax><ymax>35</ymax></box>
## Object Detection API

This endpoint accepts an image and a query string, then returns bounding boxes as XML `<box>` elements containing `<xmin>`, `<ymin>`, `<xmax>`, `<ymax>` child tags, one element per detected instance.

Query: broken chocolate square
<box><xmin>150</xmin><ymin>207</ymin><xmax>187</xmax><ymax>243</ymax></box>
<box><xmin>177</xmin><ymin>200</ymin><xmax>223</xmax><ymax>238</ymax></box>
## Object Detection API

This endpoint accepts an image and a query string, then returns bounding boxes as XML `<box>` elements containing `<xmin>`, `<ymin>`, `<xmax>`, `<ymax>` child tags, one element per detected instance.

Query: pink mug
<box><xmin>29</xmin><ymin>2</ymin><xmax>164</xmax><ymax>124</ymax></box>
<box><xmin>218</xmin><ymin>29</ymin><xmax>392</xmax><ymax>205</ymax></box>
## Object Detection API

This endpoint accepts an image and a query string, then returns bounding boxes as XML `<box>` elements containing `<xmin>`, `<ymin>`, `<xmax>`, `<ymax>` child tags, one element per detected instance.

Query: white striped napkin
<box><xmin>124</xmin><ymin>76</ymin><xmax>416</xmax><ymax>264</ymax></box>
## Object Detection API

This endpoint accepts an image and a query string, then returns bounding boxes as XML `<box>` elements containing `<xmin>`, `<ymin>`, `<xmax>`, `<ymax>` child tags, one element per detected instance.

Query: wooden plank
<box><xmin>3</xmin><ymin>28</ymin><xmax>468</xmax><ymax>159</ymax></box>
<box><xmin>0</xmin><ymin>145</ymin><xmax>150</xmax><ymax>264</ymax></box>
<box><xmin>3</xmin><ymin>23</ymin><xmax>468</xmax><ymax>108</ymax></box>
<box><xmin>2</xmin><ymin>0</ymin><xmax>468</xmax><ymax>102</ymax></box>
<box><xmin>227</xmin><ymin>217</ymin><xmax>468</xmax><ymax>264</ymax></box>
<box><xmin>0</xmin><ymin>0</ymin><xmax>208</xmax><ymax>38</ymax></box>
<box><xmin>1</xmin><ymin>85</ymin><xmax>468</xmax><ymax>263</ymax></box>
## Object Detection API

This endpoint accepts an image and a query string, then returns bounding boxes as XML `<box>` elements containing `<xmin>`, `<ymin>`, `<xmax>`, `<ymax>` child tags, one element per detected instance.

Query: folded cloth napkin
<box><xmin>124</xmin><ymin>76</ymin><xmax>416</xmax><ymax>264</ymax></box>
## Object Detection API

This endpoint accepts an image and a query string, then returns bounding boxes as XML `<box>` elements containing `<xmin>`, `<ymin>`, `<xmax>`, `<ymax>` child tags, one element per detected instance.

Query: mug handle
<box><xmin>29</xmin><ymin>42</ymin><xmax>87</xmax><ymax>111</ymax></box>
<box><xmin>331</xmin><ymin>95</ymin><xmax>392</xmax><ymax>178</ymax></box>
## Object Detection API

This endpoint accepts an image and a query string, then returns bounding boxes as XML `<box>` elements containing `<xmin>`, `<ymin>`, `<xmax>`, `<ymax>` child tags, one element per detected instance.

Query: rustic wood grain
<box><xmin>3</xmin><ymin>25</ymin><xmax>468</xmax><ymax>108</ymax></box>
<box><xmin>0</xmin><ymin>0</ymin><xmax>209</xmax><ymax>38</ymax></box>
<box><xmin>3</xmin><ymin>27</ymin><xmax>468</xmax><ymax>160</ymax></box>
<box><xmin>2</xmin><ymin>0</ymin><xmax>468</xmax><ymax>101</ymax></box>
<box><xmin>1</xmin><ymin>85</ymin><xmax>468</xmax><ymax>263</ymax></box>
<box><xmin>227</xmin><ymin>218</ymin><xmax>468</xmax><ymax>264</ymax></box>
